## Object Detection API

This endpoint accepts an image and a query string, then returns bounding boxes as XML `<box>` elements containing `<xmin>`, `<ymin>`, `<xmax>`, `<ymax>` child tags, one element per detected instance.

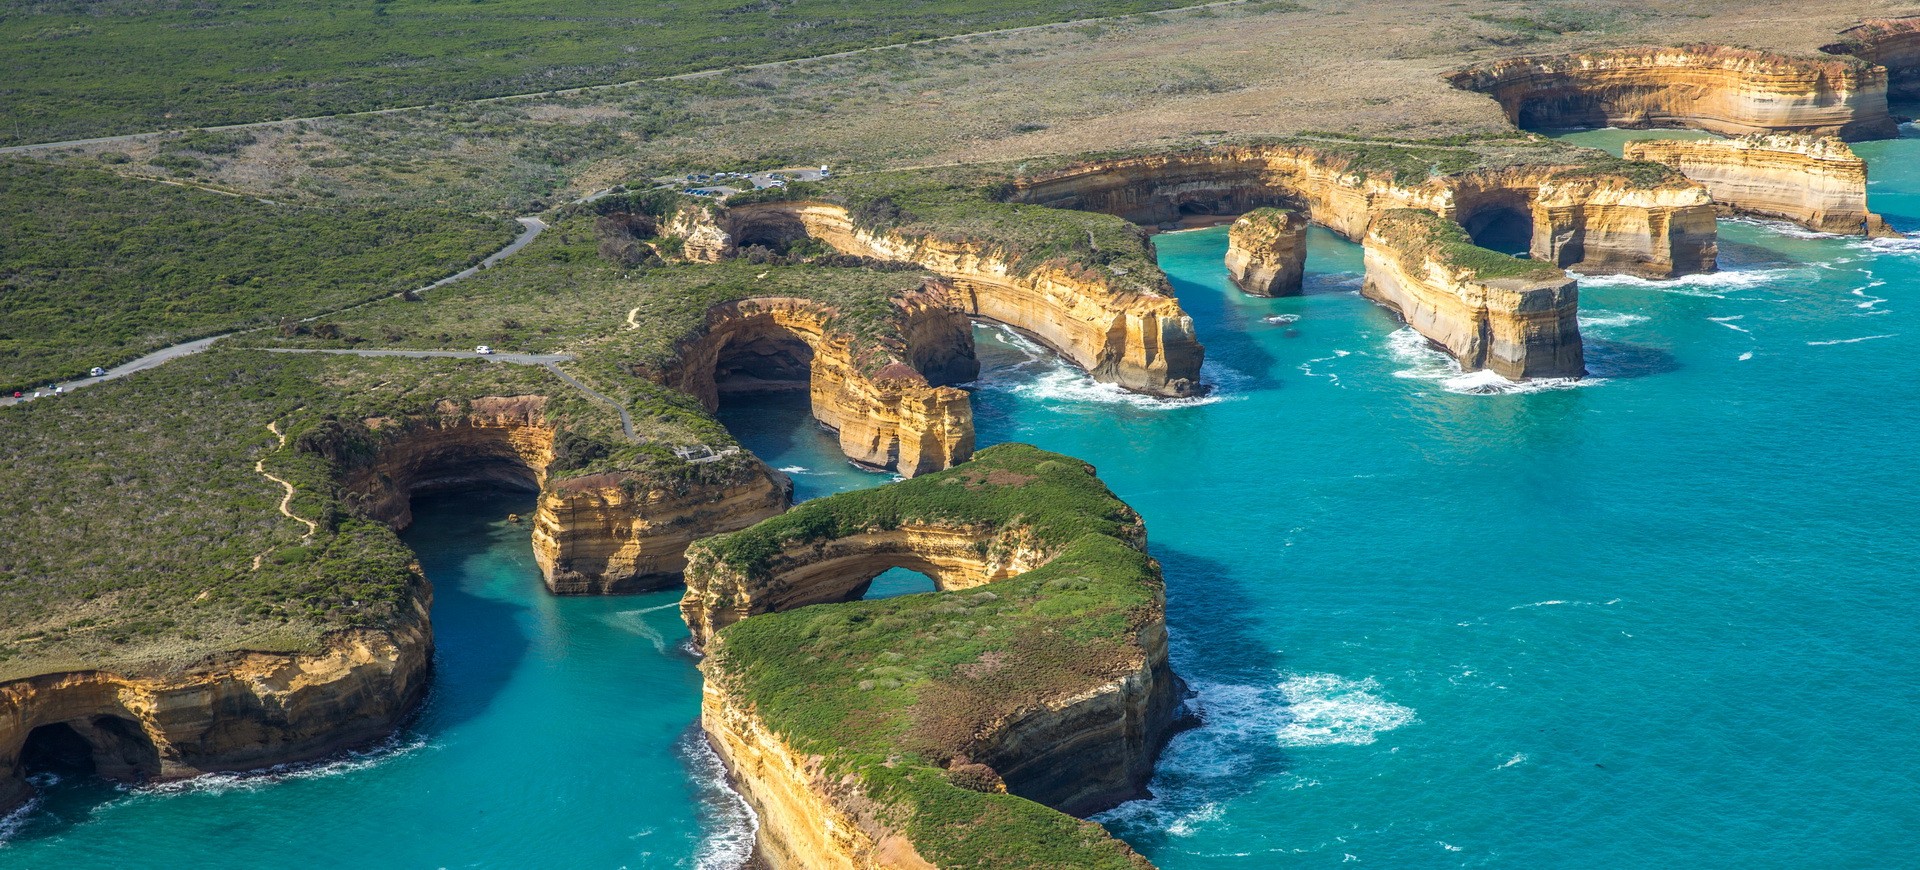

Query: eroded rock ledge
<box><xmin>1624</xmin><ymin>134</ymin><xmax>1902</xmax><ymax>237</ymax></box>
<box><xmin>685</xmin><ymin>444</ymin><xmax>1181</xmax><ymax>869</ymax></box>
<box><xmin>1824</xmin><ymin>18</ymin><xmax>1920</xmax><ymax>101</ymax></box>
<box><xmin>1363</xmin><ymin>209</ymin><xmax>1584</xmax><ymax>380</ymax></box>
<box><xmin>319</xmin><ymin>395</ymin><xmax>789</xmax><ymax>594</ymax></box>
<box><xmin>1008</xmin><ymin>142</ymin><xmax>1717</xmax><ymax>279</ymax></box>
<box><xmin>680</xmin><ymin>201</ymin><xmax>1205</xmax><ymax>398</ymax></box>
<box><xmin>1225</xmin><ymin>207</ymin><xmax>1307</xmax><ymax>297</ymax></box>
<box><xmin>1446</xmin><ymin>46</ymin><xmax>1899</xmax><ymax>141</ymax></box>
<box><xmin>0</xmin><ymin>576</ymin><xmax>433</xmax><ymax>814</ymax></box>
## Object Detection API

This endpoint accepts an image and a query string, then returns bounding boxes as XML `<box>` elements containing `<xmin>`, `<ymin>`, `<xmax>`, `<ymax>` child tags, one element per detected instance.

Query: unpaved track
<box><xmin>251</xmin><ymin>420</ymin><xmax>318</xmax><ymax>569</ymax></box>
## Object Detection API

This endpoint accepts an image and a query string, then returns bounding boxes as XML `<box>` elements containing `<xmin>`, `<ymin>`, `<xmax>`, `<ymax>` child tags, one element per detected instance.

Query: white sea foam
<box><xmin>1166</xmin><ymin>802</ymin><xmax>1224</xmax><ymax>837</ymax></box>
<box><xmin>1848</xmin><ymin>235</ymin><xmax>1920</xmax><ymax>256</ymax></box>
<box><xmin>1264</xmin><ymin>314</ymin><xmax>1301</xmax><ymax>325</ymax></box>
<box><xmin>1497</xmin><ymin>753</ymin><xmax>1529</xmax><ymax>770</ymax></box>
<box><xmin>1578</xmin><ymin>310</ymin><xmax>1648</xmax><ymax>330</ymax></box>
<box><xmin>602</xmin><ymin>603</ymin><xmax>680</xmax><ymax>653</ymax></box>
<box><xmin>1570</xmin><ymin>266</ymin><xmax>1797</xmax><ymax>297</ymax></box>
<box><xmin>1852</xmin><ymin>282</ymin><xmax>1889</xmax><ymax>310</ymax></box>
<box><xmin>1739</xmin><ymin>351</ymin><xmax>1754</xmax><ymax>361</ymax></box>
<box><xmin>1298</xmin><ymin>350</ymin><xmax>1350</xmax><ymax>387</ymax></box>
<box><xmin>1386</xmin><ymin>329</ymin><xmax>1594</xmax><ymax>395</ymax></box>
<box><xmin>1807</xmin><ymin>334</ymin><xmax>1897</xmax><ymax>346</ymax></box>
<box><xmin>1274</xmin><ymin>673</ymin><xmax>1416</xmax><ymax>747</ymax></box>
<box><xmin>777</xmin><ymin>465</ymin><xmax>818</xmax><ymax>475</ymax></box>
<box><xmin>0</xmin><ymin>795</ymin><xmax>40</xmax><ymax>844</ymax></box>
<box><xmin>683</xmin><ymin>730</ymin><xmax>759</xmax><ymax>870</ymax></box>
<box><xmin>139</xmin><ymin>734</ymin><xmax>430</xmax><ymax>800</ymax></box>
<box><xmin>1708</xmin><ymin>315</ymin><xmax>1751</xmax><ymax>334</ymax></box>
<box><xmin>971</xmin><ymin>323</ymin><xmax>1241</xmax><ymax>408</ymax></box>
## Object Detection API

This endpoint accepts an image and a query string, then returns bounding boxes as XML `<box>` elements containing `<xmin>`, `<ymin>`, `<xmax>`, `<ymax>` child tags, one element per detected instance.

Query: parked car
<box><xmin>474</xmin><ymin>345</ymin><xmax>494</xmax><ymax>355</ymax></box>
<box><xmin>90</xmin><ymin>367</ymin><xmax>107</xmax><ymax>377</ymax></box>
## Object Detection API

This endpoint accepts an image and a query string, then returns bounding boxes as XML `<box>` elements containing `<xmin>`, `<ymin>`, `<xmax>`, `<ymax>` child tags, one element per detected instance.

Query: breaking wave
<box><xmin>1807</xmin><ymin>334</ymin><xmax>1897</xmax><ymax>346</ymax></box>
<box><xmin>139</xmin><ymin>733</ymin><xmax>431</xmax><ymax>800</ymax></box>
<box><xmin>682</xmin><ymin>730</ymin><xmax>758</xmax><ymax>870</ymax></box>
<box><xmin>1570</xmin><ymin>266</ymin><xmax>1798</xmax><ymax>297</ymax></box>
<box><xmin>1273</xmin><ymin>673</ymin><xmax>1417</xmax><ymax>748</ymax></box>
<box><xmin>971</xmin><ymin>322</ymin><xmax>1241</xmax><ymax>409</ymax></box>
<box><xmin>1386</xmin><ymin>329</ymin><xmax>1594</xmax><ymax>395</ymax></box>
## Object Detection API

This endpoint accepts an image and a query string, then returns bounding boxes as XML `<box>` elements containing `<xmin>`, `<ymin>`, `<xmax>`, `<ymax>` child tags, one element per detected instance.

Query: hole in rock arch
<box><xmin>860</xmin><ymin>567</ymin><xmax>937</xmax><ymax>600</ymax></box>
<box><xmin>714</xmin><ymin>330</ymin><xmax>815</xmax><ymax>396</ymax></box>
<box><xmin>731</xmin><ymin>212</ymin><xmax>812</xmax><ymax>254</ymax></box>
<box><xmin>1461</xmin><ymin>204</ymin><xmax>1534</xmax><ymax>257</ymax></box>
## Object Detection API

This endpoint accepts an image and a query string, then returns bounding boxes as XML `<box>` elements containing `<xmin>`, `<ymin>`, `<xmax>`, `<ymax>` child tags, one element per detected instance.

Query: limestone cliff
<box><xmin>1446</xmin><ymin>46</ymin><xmax>1899</xmax><ymax>141</ymax></box>
<box><xmin>328</xmin><ymin>395</ymin><xmax>788</xmax><ymax>594</ymax></box>
<box><xmin>1825</xmin><ymin>18</ymin><xmax>1920</xmax><ymax>101</ymax></box>
<box><xmin>1623</xmin><ymin>134</ymin><xmax>1901</xmax><ymax>236</ymax></box>
<box><xmin>654</xmin><ymin>292</ymin><xmax>976</xmax><ymax>479</ymax></box>
<box><xmin>684</xmin><ymin>445</ymin><xmax>1181</xmax><ymax>868</ymax></box>
<box><xmin>1011</xmin><ymin>142</ymin><xmax>1719</xmax><ymax>278</ymax></box>
<box><xmin>1225</xmin><ymin>208</ymin><xmax>1308</xmax><ymax>296</ymax></box>
<box><xmin>0</xmin><ymin>576</ymin><xmax>432</xmax><ymax>814</ymax></box>
<box><xmin>715</xmin><ymin>202</ymin><xmax>1205</xmax><ymax>398</ymax></box>
<box><xmin>1363</xmin><ymin>209</ymin><xmax>1584</xmax><ymax>380</ymax></box>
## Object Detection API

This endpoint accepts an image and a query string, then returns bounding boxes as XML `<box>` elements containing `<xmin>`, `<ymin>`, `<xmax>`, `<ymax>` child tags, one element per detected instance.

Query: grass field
<box><xmin>0</xmin><ymin>160</ymin><xmax>514</xmax><ymax>392</ymax></box>
<box><xmin>0</xmin><ymin>0</ymin><xmax>1213</xmax><ymax>145</ymax></box>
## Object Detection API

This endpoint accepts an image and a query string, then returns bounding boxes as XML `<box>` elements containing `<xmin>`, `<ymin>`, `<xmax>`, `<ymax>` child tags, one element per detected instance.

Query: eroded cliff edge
<box><xmin>1225</xmin><ymin>207</ymin><xmax>1308</xmax><ymax>297</ymax></box>
<box><xmin>1623</xmin><ymin>134</ymin><xmax>1901</xmax><ymax>237</ymax></box>
<box><xmin>685</xmin><ymin>444</ymin><xmax>1181</xmax><ymax>869</ymax></box>
<box><xmin>1364</xmin><ymin>209</ymin><xmax>1584</xmax><ymax>381</ymax></box>
<box><xmin>1824</xmin><ymin>17</ymin><xmax>1920</xmax><ymax>101</ymax></box>
<box><xmin>1447</xmin><ymin>46</ymin><xmax>1899</xmax><ymax>141</ymax></box>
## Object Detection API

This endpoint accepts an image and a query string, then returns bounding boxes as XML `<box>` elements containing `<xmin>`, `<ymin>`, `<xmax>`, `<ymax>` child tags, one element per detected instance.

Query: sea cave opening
<box><xmin>861</xmin><ymin>567</ymin><xmax>937</xmax><ymax>600</ymax></box>
<box><xmin>1461</xmin><ymin>203</ymin><xmax>1535</xmax><ymax>257</ymax></box>
<box><xmin>713</xmin><ymin>330</ymin><xmax>816</xmax><ymax>397</ymax></box>
<box><xmin>18</xmin><ymin>717</ymin><xmax>159</xmax><ymax>783</ymax></box>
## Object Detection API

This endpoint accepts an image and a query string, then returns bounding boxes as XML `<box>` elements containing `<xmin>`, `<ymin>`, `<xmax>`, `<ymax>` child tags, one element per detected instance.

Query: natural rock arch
<box><xmin>658</xmin><ymin>294</ymin><xmax>977</xmax><ymax>480</ymax></box>
<box><xmin>686</xmin><ymin>444</ymin><xmax>1186</xmax><ymax>866</ymax></box>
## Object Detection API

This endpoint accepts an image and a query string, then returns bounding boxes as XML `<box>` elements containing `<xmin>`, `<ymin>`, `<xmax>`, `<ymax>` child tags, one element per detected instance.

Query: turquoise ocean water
<box><xmin>5</xmin><ymin>130</ymin><xmax>1919</xmax><ymax>866</ymax></box>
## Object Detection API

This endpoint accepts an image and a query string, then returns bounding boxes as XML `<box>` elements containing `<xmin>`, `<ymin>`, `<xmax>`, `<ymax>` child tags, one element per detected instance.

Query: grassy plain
<box><xmin>0</xmin><ymin>0</ymin><xmax>1213</xmax><ymax>145</ymax></box>
<box><xmin>0</xmin><ymin>160</ymin><xmax>513</xmax><ymax>391</ymax></box>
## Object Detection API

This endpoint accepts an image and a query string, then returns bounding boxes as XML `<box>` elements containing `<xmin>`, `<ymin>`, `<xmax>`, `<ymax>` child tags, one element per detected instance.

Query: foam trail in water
<box><xmin>1264</xmin><ymin>314</ymin><xmax>1300</xmax><ymax>325</ymax></box>
<box><xmin>1497</xmin><ymin>753</ymin><xmax>1529</xmax><ymax>770</ymax></box>
<box><xmin>603</xmin><ymin>605</ymin><xmax>678</xmax><ymax>653</ymax></box>
<box><xmin>1708</xmin><ymin>316</ymin><xmax>1751</xmax><ymax>334</ymax></box>
<box><xmin>971</xmin><ymin>322</ymin><xmax>1240</xmax><ymax>409</ymax></box>
<box><xmin>682</xmin><ymin>730</ymin><xmax>759</xmax><ymax>870</ymax></box>
<box><xmin>1578</xmin><ymin>310</ymin><xmax>1648</xmax><ymax>330</ymax></box>
<box><xmin>1386</xmin><ymin>329</ymin><xmax>1595</xmax><ymax>395</ymax></box>
<box><xmin>1739</xmin><ymin>351</ymin><xmax>1754</xmax><ymax>361</ymax></box>
<box><xmin>0</xmin><ymin>795</ymin><xmax>41</xmax><ymax>843</ymax></box>
<box><xmin>138</xmin><ymin>734</ymin><xmax>430</xmax><ymax>800</ymax></box>
<box><xmin>1571</xmin><ymin>266</ymin><xmax>1799</xmax><ymax>298</ymax></box>
<box><xmin>1807</xmin><ymin>334</ymin><xmax>1897</xmax><ymax>346</ymax></box>
<box><xmin>1273</xmin><ymin>674</ymin><xmax>1417</xmax><ymax>747</ymax></box>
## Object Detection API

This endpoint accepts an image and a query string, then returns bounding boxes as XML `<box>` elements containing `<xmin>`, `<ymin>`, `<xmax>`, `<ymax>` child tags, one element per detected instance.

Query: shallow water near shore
<box><xmin>6</xmin><ymin>135</ymin><xmax>1920</xmax><ymax>866</ymax></box>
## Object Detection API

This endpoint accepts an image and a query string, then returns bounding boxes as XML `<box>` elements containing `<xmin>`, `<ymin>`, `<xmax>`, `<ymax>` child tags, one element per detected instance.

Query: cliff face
<box><xmin>1225</xmin><ymin>208</ymin><xmax>1308</xmax><ymax>296</ymax></box>
<box><xmin>658</xmin><ymin>294</ymin><xmax>976</xmax><ymax>479</ymax></box>
<box><xmin>0</xmin><ymin>577</ymin><xmax>432</xmax><ymax>814</ymax></box>
<box><xmin>683</xmin><ymin>446</ymin><xmax>1180</xmax><ymax>868</ymax></box>
<box><xmin>1527</xmin><ymin>171</ymin><xmax>1719</xmax><ymax>277</ymax></box>
<box><xmin>722</xmin><ymin>203</ymin><xmax>1205</xmax><ymax>398</ymax></box>
<box><xmin>1363</xmin><ymin>210</ymin><xmax>1584</xmax><ymax>380</ymax></box>
<box><xmin>1623</xmin><ymin>134</ymin><xmax>1900</xmax><ymax>236</ymax></box>
<box><xmin>1447</xmin><ymin>46</ymin><xmax>1899</xmax><ymax>141</ymax></box>
<box><xmin>333</xmin><ymin>396</ymin><xmax>788</xmax><ymax>594</ymax></box>
<box><xmin>1011</xmin><ymin>144</ymin><xmax>1719</xmax><ymax>279</ymax></box>
<box><xmin>1826</xmin><ymin>18</ymin><xmax>1920</xmax><ymax>100</ymax></box>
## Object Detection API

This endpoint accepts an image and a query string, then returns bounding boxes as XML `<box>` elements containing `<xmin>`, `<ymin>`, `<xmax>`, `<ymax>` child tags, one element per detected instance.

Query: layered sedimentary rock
<box><xmin>1624</xmin><ymin>134</ymin><xmax>1901</xmax><ymax>236</ymax></box>
<box><xmin>1528</xmin><ymin>169</ymin><xmax>1719</xmax><ymax>277</ymax></box>
<box><xmin>328</xmin><ymin>396</ymin><xmax>788</xmax><ymax>594</ymax></box>
<box><xmin>1225</xmin><ymin>208</ymin><xmax>1308</xmax><ymax>296</ymax></box>
<box><xmin>686</xmin><ymin>445</ymin><xmax>1182</xmax><ymax>868</ymax></box>
<box><xmin>1446</xmin><ymin>46</ymin><xmax>1899</xmax><ymax>141</ymax></box>
<box><xmin>709</xmin><ymin>202</ymin><xmax>1205</xmax><ymax>398</ymax></box>
<box><xmin>1825</xmin><ymin>18</ymin><xmax>1920</xmax><ymax>100</ymax></box>
<box><xmin>1363</xmin><ymin>209</ymin><xmax>1584</xmax><ymax>380</ymax></box>
<box><xmin>656</xmin><ymin>293</ymin><xmax>976</xmax><ymax>479</ymax></box>
<box><xmin>1012</xmin><ymin>143</ymin><xmax>1720</xmax><ymax>278</ymax></box>
<box><xmin>0</xmin><ymin>578</ymin><xmax>432</xmax><ymax>814</ymax></box>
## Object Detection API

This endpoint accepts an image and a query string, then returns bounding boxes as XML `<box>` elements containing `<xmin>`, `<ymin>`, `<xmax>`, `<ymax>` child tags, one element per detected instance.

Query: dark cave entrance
<box><xmin>730</xmin><ymin>211</ymin><xmax>812</xmax><ymax>257</ymax></box>
<box><xmin>860</xmin><ymin>567</ymin><xmax>937</xmax><ymax>600</ymax></box>
<box><xmin>18</xmin><ymin>717</ymin><xmax>159</xmax><ymax>783</ymax></box>
<box><xmin>1462</xmin><ymin>204</ymin><xmax>1535</xmax><ymax>257</ymax></box>
<box><xmin>714</xmin><ymin>331</ymin><xmax>815</xmax><ymax>396</ymax></box>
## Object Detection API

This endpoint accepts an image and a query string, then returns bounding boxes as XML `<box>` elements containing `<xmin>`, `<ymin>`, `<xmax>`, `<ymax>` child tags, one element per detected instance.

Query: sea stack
<box><xmin>1623</xmin><ymin>134</ymin><xmax>1904</xmax><ymax>237</ymax></box>
<box><xmin>1225</xmin><ymin>207</ymin><xmax>1308</xmax><ymax>296</ymax></box>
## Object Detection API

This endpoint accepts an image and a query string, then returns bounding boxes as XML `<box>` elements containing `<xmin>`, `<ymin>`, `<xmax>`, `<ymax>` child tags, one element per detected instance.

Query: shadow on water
<box><xmin>715</xmin><ymin>390</ymin><xmax>813</xmax><ymax>460</ymax></box>
<box><xmin>1586</xmin><ymin>339</ymin><xmax>1681</xmax><ymax>380</ymax></box>
<box><xmin>4</xmin><ymin>488</ymin><xmax>536</xmax><ymax>844</ymax></box>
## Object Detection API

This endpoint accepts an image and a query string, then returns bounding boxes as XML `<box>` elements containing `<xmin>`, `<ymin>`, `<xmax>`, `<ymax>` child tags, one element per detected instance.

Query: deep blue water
<box><xmin>5</xmin><ymin>131</ymin><xmax>1919</xmax><ymax>866</ymax></box>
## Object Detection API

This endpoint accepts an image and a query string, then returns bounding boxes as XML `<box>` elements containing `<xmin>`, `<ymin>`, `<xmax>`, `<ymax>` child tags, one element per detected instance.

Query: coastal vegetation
<box><xmin>0</xmin><ymin>161</ymin><xmax>513</xmax><ymax>392</ymax></box>
<box><xmin>0</xmin><ymin>348</ymin><xmax>655</xmax><ymax>680</ymax></box>
<box><xmin>699</xmin><ymin>444</ymin><xmax>1163</xmax><ymax>867</ymax></box>
<box><xmin>0</xmin><ymin>0</ymin><xmax>1214</xmax><ymax>145</ymax></box>
<box><xmin>1370</xmin><ymin>208</ymin><xmax>1563</xmax><ymax>280</ymax></box>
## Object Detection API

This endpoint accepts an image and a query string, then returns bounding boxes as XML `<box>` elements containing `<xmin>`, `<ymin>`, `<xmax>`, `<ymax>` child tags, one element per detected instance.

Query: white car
<box><xmin>90</xmin><ymin>367</ymin><xmax>107</xmax><ymax>377</ymax></box>
<box><xmin>474</xmin><ymin>345</ymin><xmax>494</xmax><ymax>355</ymax></box>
